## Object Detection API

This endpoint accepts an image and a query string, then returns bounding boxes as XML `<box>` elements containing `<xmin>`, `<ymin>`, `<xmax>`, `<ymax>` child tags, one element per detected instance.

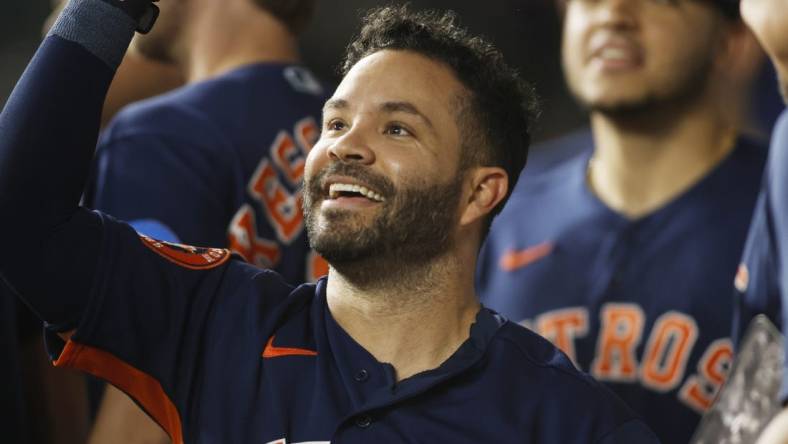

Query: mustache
<box><xmin>306</xmin><ymin>162</ymin><xmax>396</xmax><ymax>199</ymax></box>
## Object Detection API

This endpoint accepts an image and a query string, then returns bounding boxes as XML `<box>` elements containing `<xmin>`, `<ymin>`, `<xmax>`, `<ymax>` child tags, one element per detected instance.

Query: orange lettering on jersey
<box><xmin>140</xmin><ymin>235</ymin><xmax>231</xmax><ymax>270</ymax></box>
<box><xmin>295</xmin><ymin>117</ymin><xmax>319</xmax><ymax>153</ymax></box>
<box><xmin>248</xmin><ymin>159</ymin><xmax>303</xmax><ymax>243</ymax></box>
<box><xmin>271</xmin><ymin>131</ymin><xmax>306</xmax><ymax>187</ymax></box>
<box><xmin>227</xmin><ymin>204</ymin><xmax>281</xmax><ymax>268</ymax></box>
<box><xmin>640</xmin><ymin>312</ymin><xmax>699</xmax><ymax>391</ymax></box>
<box><xmin>536</xmin><ymin>308</ymin><xmax>589</xmax><ymax>364</ymax></box>
<box><xmin>678</xmin><ymin>339</ymin><xmax>733</xmax><ymax>413</ymax></box>
<box><xmin>591</xmin><ymin>303</ymin><xmax>645</xmax><ymax>382</ymax></box>
<box><xmin>307</xmin><ymin>250</ymin><xmax>329</xmax><ymax>282</ymax></box>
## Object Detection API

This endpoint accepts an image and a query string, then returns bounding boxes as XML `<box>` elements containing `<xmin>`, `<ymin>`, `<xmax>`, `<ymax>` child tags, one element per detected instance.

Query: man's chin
<box><xmin>580</xmin><ymin>94</ymin><xmax>657</xmax><ymax>117</ymax></box>
<box><xmin>313</xmin><ymin>240</ymin><xmax>371</xmax><ymax>263</ymax></box>
<box><xmin>131</xmin><ymin>34</ymin><xmax>173</xmax><ymax>64</ymax></box>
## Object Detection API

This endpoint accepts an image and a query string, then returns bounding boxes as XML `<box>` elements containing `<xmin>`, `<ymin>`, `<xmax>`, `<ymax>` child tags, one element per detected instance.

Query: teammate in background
<box><xmin>84</xmin><ymin>0</ymin><xmax>325</xmax><ymax>279</ymax></box>
<box><xmin>80</xmin><ymin>0</ymin><xmax>324</xmax><ymax>441</ymax></box>
<box><xmin>98</xmin><ymin>52</ymin><xmax>183</xmax><ymax>127</ymax></box>
<box><xmin>732</xmin><ymin>0</ymin><xmax>788</xmax><ymax>442</ymax></box>
<box><xmin>477</xmin><ymin>0</ymin><xmax>768</xmax><ymax>442</ymax></box>
<box><xmin>0</xmin><ymin>1</ymin><xmax>660</xmax><ymax>442</ymax></box>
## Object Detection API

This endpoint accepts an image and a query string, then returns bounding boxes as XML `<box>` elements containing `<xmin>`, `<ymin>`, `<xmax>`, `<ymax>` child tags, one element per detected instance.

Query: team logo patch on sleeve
<box><xmin>734</xmin><ymin>263</ymin><xmax>749</xmax><ymax>293</ymax></box>
<box><xmin>140</xmin><ymin>235</ymin><xmax>231</xmax><ymax>270</ymax></box>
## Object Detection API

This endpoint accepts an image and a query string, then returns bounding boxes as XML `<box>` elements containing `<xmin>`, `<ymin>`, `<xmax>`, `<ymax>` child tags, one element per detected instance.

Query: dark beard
<box><xmin>583</xmin><ymin>53</ymin><xmax>714</xmax><ymax>119</ymax></box>
<box><xmin>303</xmin><ymin>163</ymin><xmax>463</xmax><ymax>285</ymax></box>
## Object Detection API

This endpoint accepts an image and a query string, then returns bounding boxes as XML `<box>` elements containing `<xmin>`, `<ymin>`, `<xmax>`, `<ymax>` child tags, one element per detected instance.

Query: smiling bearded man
<box><xmin>304</xmin><ymin>161</ymin><xmax>461</xmax><ymax>277</ymax></box>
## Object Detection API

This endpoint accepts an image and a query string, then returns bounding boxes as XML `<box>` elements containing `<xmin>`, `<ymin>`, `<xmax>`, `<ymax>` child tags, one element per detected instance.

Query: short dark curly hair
<box><xmin>341</xmin><ymin>5</ymin><xmax>538</xmax><ymax>233</ymax></box>
<box><xmin>254</xmin><ymin>0</ymin><xmax>317</xmax><ymax>35</ymax></box>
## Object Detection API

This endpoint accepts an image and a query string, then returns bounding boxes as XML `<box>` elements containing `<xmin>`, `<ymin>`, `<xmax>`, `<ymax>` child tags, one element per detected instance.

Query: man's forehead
<box><xmin>341</xmin><ymin>51</ymin><xmax>462</xmax><ymax>96</ymax></box>
<box><xmin>327</xmin><ymin>50</ymin><xmax>467</xmax><ymax>118</ymax></box>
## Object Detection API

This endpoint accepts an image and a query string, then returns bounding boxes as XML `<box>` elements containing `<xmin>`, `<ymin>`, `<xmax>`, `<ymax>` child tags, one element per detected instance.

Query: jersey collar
<box><xmin>314</xmin><ymin>277</ymin><xmax>506</xmax><ymax>415</ymax></box>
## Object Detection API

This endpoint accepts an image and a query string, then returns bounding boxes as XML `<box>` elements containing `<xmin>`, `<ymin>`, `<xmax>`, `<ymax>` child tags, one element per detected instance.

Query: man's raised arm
<box><xmin>0</xmin><ymin>0</ymin><xmax>152</xmax><ymax>331</ymax></box>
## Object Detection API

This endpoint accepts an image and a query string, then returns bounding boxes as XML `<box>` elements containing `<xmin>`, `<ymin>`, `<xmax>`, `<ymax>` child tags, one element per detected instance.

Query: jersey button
<box><xmin>355</xmin><ymin>415</ymin><xmax>372</xmax><ymax>428</ymax></box>
<box><xmin>354</xmin><ymin>369</ymin><xmax>369</xmax><ymax>382</ymax></box>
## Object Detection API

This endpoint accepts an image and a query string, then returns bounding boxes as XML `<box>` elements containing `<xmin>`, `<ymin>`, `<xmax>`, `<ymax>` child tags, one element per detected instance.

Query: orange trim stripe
<box><xmin>54</xmin><ymin>340</ymin><xmax>184</xmax><ymax>444</ymax></box>
<box><xmin>262</xmin><ymin>336</ymin><xmax>318</xmax><ymax>358</ymax></box>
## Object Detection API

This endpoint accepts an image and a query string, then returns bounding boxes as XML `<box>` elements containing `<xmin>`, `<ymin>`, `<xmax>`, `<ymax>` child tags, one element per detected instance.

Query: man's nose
<box><xmin>327</xmin><ymin>129</ymin><xmax>376</xmax><ymax>165</ymax></box>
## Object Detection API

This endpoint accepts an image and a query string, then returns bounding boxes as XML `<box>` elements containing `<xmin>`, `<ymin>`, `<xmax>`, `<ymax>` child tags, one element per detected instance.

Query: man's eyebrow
<box><xmin>322</xmin><ymin>99</ymin><xmax>436</xmax><ymax>132</ymax></box>
<box><xmin>323</xmin><ymin>98</ymin><xmax>349</xmax><ymax>113</ymax></box>
<box><xmin>381</xmin><ymin>101</ymin><xmax>434</xmax><ymax>129</ymax></box>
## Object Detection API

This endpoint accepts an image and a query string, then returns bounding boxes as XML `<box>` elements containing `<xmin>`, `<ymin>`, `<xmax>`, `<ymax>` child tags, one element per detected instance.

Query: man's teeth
<box><xmin>328</xmin><ymin>183</ymin><xmax>385</xmax><ymax>202</ymax></box>
<box><xmin>599</xmin><ymin>47</ymin><xmax>632</xmax><ymax>61</ymax></box>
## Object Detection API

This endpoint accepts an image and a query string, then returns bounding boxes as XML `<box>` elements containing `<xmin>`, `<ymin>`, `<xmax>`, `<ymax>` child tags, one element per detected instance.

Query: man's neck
<box><xmin>325</xmin><ymin>253</ymin><xmax>480</xmax><ymax>382</ymax></box>
<box><xmin>588</xmin><ymin>100</ymin><xmax>737</xmax><ymax>219</ymax></box>
<box><xmin>178</xmin><ymin>3</ymin><xmax>301</xmax><ymax>84</ymax></box>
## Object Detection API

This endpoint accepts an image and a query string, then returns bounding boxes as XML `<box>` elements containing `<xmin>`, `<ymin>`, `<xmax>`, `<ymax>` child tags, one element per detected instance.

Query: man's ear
<box><xmin>459</xmin><ymin>166</ymin><xmax>508</xmax><ymax>228</ymax></box>
<box><xmin>713</xmin><ymin>20</ymin><xmax>765</xmax><ymax>128</ymax></box>
<box><xmin>715</xmin><ymin>19</ymin><xmax>764</xmax><ymax>84</ymax></box>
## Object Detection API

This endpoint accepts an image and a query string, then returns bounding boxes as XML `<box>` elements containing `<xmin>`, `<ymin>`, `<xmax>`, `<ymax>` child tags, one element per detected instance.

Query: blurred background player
<box><xmin>79</xmin><ymin>0</ymin><xmax>325</xmax><ymax>442</ymax></box>
<box><xmin>732</xmin><ymin>0</ymin><xmax>788</xmax><ymax>442</ymax></box>
<box><xmin>477</xmin><ymin>0</ymin><xmax>772</xmax><ymax>442</ymax></box>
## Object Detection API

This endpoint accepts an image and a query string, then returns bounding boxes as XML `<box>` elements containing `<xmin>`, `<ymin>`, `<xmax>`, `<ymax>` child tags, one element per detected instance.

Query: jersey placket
<box><xmin>319</xmin><ymin>291</ymin><xmax>500</xmax><ymax>442</ymax></box>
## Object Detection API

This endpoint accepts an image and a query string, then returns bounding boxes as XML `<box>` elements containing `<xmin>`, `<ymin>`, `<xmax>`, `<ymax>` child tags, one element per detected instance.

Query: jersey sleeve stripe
<box><xmin>53</xmin><ymin>339</ymin><xmax>184</xmax><ymax>444</ymax></box>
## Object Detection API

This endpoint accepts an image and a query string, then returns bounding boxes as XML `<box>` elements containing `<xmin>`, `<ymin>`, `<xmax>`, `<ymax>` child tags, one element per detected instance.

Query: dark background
<box><xmin>0</xmin><ymin>0</ymin><xmax>587</xmax><ymax>142</ymax></box>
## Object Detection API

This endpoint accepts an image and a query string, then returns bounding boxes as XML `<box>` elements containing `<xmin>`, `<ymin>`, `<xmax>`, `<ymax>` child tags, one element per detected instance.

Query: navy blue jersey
<box><xmin>41</xmin><ymin>212</ymin><xmax>657</xmax><ymax>444</ymax></box>
<box><xmin>0</xmin><ymin>289</ymin><xmax>28</xmax><ymax>444</ymax></box>
<box><xmin>734</xmin><ymin>110</ymin><xmax>788</xmax><ymax>398</ymax></box>
<box><xmin>85</xmin><ymin>62</ymin><xmax>330</xmax><ymax>284</ymax></box>
<box><xmin>526</xmin><ymin>129</ymin><xmax>592</xmax><ymax>175</ymax></box>
<box><xmin>478</xmin><ymin>138</ymin><xmax>768</xmax><ymax>443</ymax></box>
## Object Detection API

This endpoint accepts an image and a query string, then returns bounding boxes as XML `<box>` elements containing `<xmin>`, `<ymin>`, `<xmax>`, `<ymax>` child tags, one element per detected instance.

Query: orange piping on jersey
<box><xmin>53</xmin><ymin>340</ymin><xmax>184</xmax><ymax>444</ymax></box>
<box><xmin>262</xmin><ymin>336</ymin><xmax>318</xmax><ymax>358</ymax></box>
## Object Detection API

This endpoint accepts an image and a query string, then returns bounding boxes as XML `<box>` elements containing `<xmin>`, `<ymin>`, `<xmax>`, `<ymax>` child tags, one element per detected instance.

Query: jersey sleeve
<box><xmin>89</xmin><ymin>106</ymin><xmax>235</xmax><ymax>245</ymax></box>
<box><xmin>0</xmin><ymin>0</ymin><xmax>134</xmax><ymax>330</ymax></box>
<box><xmin>732</xmin><ymin>193</ymin><xmax>781</xmax><ymax>343</ymax></box>
<box><xmin>596</xmin><ymin>419</ymin><xmax>661</xmax><ymax>444</ymax></box>
<box><xmin>767</xmin><ymin>110</ymin><xmax>788</xmax><ymax>401</ymax></box>
<box><xmin>47</xmin><ymin>213</ymin><xmax>292</xmax><ymax>443</ymax></box>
